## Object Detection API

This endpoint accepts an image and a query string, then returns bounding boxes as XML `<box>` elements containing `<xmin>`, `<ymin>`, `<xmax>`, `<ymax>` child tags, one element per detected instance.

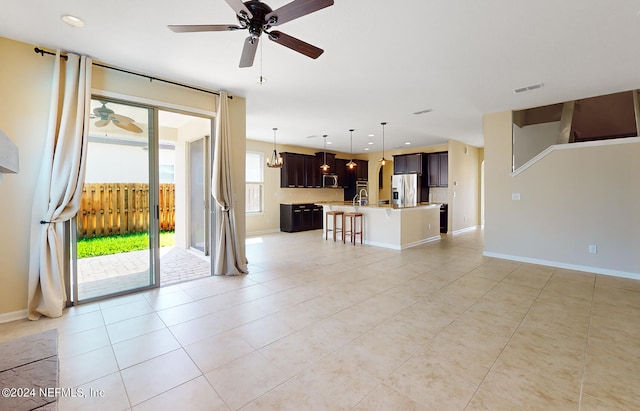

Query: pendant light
<box><xmin>321</xmin><ymin>134</ymin><xmax>330</xmax><ymax>172</ymax></box>
<box><xmin>379</xmin><ymin>122</ymin><xmax>389</xmax><ymax>165</ymax></box>
<box><xmin>346</xmin><ymin>129</ymin><xmax>357</xmax><ymax>169</ymax></box>
<box><xmin>266</xmin><ymin>127</ymin><xmax>283</xmax><ymax>168</ymax></box>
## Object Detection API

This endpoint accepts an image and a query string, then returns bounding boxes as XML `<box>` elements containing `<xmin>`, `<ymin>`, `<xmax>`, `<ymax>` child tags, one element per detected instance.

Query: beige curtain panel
<box><xmin>28</xmin><ymin>52</ymin><xmax>92</xmax><ymax>319</ymax></box>
<box><xmin>212</xmin><ymin>91</ymin><xmax>248</xmax><ymax>275</ymax></box>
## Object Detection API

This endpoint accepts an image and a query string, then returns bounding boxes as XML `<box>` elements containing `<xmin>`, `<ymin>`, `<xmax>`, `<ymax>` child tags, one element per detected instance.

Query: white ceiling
<box><xmin>2</xmin><ymin>1</ymin><xmax>640</xmax><ymax>154</ymax></box>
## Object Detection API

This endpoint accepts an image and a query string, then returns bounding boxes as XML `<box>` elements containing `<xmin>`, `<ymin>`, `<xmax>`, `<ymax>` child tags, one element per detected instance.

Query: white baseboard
<box><xmin>483</xmin><ymin>251</ymin><xmax>640</xmax><ymax>280</ymax></box>
<box><xmin>366</xmin><ymin>235</ymin><xmax>441</xmax><ymax>251</ymax></box>
<box><xmin>0</xmin><ymin>309</ymin><xmax>28</xmax><ymax>324</ymax></box>
<box><xmin>452</xmin><ymin>226</ymin><xmax>479</xmax><ymax>235</ymax></box>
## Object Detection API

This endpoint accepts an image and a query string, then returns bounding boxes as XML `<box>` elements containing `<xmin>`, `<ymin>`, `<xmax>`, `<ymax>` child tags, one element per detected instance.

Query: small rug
<box><xmin>0</xmin><ymin>329</ymin><xmax>59</xmax><ymax>411</ymax></box>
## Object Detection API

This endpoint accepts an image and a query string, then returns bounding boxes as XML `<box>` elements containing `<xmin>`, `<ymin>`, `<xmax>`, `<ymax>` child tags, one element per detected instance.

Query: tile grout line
<box><xmin>576</xmin><ymin>273</ymin><xmax>597</xmax><ymax>411</ymax></box>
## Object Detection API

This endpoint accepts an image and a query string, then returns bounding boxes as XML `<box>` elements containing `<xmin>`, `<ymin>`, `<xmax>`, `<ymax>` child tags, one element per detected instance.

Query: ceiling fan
<box><xmin>168</xmin><ymin>0</ymin><xmax>334</xmax><ymax>68</ymax></box>
<box><xmin>91</xmin><ymin>101</ymin><xmax>143</xmax><ymax>133</ymax></box>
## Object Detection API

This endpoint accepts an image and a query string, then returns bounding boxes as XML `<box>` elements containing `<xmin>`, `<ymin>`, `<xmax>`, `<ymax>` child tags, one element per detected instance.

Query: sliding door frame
<box><xmin>65</xmin><ymin>91</ymin><xmax>216</xmax><ymax>305</ymax></box>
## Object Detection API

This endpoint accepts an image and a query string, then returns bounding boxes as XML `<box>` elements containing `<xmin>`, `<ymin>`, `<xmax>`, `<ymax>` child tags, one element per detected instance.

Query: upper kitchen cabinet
<box><xmin>335</xmin><ymin>158</ymin><xmax>349</xmax><ymax>188</ymax></box>
<box><xmin>305</xmin><ymin>155</ymin><xmax>323</xmax><ymax>188</ymax></box>
<box><xmin>427</xmin><ymin>152</ymin><xmax>448</xmax><ymax>187</ymax></box>
<box><xmin>280</xmin><ymin>152</ymin><xmax>305</xmax><ymax>187</ymax></box>
<box><xmin>393</xmin><ymin>153</ymin><xmax>428</xmax><ymax>174</ymax></box>
<box><xmin>393</xmin><ymin>154</ymin><xmax>406</xmax><ymax>174</ymax></box>
<box><xmin>280</xmin><ymin>152</ymin><xmax>326</xmax><ymax>188</ymax></box>
<box><xmin>355</xmin><ymin>159</ymin><xmax>368</xmax><ymax>181</ymax></box>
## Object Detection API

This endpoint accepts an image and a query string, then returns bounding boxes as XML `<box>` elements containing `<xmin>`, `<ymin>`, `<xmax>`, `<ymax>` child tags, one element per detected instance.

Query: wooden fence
<box><xmin>76</xmin><ymin>183</ymin><xmax>175</xmax><ymax>239</ymax></box>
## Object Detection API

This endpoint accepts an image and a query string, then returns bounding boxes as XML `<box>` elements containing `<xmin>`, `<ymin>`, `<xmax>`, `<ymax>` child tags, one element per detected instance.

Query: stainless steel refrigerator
<box><xmin>391</xmin><ymin>174</ymin><xmax>418</xmax><ymax>207</ymax></box>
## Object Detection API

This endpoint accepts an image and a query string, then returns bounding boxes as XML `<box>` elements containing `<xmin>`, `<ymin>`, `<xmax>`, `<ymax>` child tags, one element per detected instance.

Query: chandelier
<box><xmin>266</xmin><ymin>127</ymin><xmax>283</xmax><ymax>168</ymax></box>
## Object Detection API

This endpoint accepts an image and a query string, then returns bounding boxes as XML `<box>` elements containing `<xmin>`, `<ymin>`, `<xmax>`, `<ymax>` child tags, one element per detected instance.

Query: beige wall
<box><xmin>448</xmin><ymin>140</ymin><xmax>481</xmax><ymax>232</ymax></box>
<box><xmin>0</xmin><ymin>37</ymin><xmax>54</xmax><ymax>317</ymax></box>
<box><xmin>0</xmin><ymin>37</ymin><xmax>246</xmax><ymax>318</ymax></box>
<box><xmin>483</xmin><ymin>111</ymin><xmax>640</xmax><ymax>276</ymax></box>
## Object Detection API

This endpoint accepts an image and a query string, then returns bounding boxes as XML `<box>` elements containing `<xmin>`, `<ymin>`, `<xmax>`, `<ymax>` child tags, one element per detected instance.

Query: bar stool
<box><xmin>325</xmin><ymin>211</ymin><xmax>344</xmax><ymax>242</ymax></box>
<box><xmin>343</xmin><ymin>212</ymin><xmax>363</xmax><ymax>245</ymax></box>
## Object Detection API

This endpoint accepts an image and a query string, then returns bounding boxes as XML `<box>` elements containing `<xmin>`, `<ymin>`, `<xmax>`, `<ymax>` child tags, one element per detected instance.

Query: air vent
<box><xmin>413</xmin><ymin>108</ymin><xmax>433</xmax><ymax>115</ymax></box>
<box><xmin>513</xmin><ymin>83</ymin><xmax>544</xmax><ymax>94</ymax></box>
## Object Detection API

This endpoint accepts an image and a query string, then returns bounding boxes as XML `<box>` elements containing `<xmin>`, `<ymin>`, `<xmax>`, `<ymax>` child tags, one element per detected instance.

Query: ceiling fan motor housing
<box><xmin>241</xmin><ymin>0</ymin><xmax>273</xmax><ymax>39</ymax></box>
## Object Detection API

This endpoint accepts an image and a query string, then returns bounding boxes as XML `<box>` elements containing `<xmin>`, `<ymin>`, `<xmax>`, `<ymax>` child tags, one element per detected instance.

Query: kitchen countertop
<box><xmin>315</xmin><ymin>201</ymin><xmax>442</xmax><ymax>209</ymax></box>
<box><xmin>316</xmin><ymin>201</ymin><xmax>441</xmax><ymax>250</ymax></box>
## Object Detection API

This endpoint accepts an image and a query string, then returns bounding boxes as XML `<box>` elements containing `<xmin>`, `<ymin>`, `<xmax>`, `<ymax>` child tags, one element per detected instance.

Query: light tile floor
<box><xmin>2</xmin><ymin>228</ymin><xmax>640</xmax><ymax>410</ymax></box>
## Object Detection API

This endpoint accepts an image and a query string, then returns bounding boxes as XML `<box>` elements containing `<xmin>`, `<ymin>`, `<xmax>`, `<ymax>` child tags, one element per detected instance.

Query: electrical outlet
<box><xmin>589</xmin><ymin>245</ymin><xmax>597</xmax><ymax>254</ymax></box>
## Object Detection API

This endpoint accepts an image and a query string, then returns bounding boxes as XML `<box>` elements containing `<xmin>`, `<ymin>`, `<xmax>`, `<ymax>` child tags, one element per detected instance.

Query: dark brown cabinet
<box><xmin>355</xmin><ymin>159</ymin><xmax>368</xmax><ymax>181</ymax></box>
<box><xmin>281</xmin><ymin>152</ymin><xmax>323</xmax><ymax>188</ymax></box>
<box><xmin>335</xmin><ymin>158</ymin><xmax>349</xmax><ymax>188</ymax></box>
<box><xmin>305</xmin><ymin>155</ymin><xmax>322</xmax><ymax>188</ymax></box>
<box><xmin>393</xmin><ymin>155</ymin><xmax>406</xmax><ymax>174</ymax></box>
<box><xmin>280</xmin><ymin>204</ymin><xmax>323</xmax><ymax>232</ymax></box>
<box><xmin>427</xmin><ymin>152</ymin><xmax>448</xmax><ymax>187</ymax></box>
<box><xmin>393</xmin><ymin>153</ymin><xmax>428</xmax><ymax>174</ymax></box>
<box><xmin>280</xmin><ymin>152</ymin><xmax>305</xmax><ymax>188</ymax></box>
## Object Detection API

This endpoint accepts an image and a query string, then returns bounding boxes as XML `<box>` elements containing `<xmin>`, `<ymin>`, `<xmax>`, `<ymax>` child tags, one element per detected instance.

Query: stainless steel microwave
<box><xmin>322</xmin><ymin>174</ymin><xmax>339</xmax><ymax>188</ymax></box>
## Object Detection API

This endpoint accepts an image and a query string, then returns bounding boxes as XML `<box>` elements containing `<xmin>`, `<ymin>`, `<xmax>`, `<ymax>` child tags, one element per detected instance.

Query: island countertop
<box><xmin>316</xmin><ymin>202</ymin><xmax>441</xmax><ymax>250</ymax></box>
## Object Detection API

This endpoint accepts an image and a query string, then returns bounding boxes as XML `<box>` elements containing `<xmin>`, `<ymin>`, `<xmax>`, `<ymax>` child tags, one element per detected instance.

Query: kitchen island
<box><xmin>317</xmin><ymin>202</ymin><xmax>441</xmax><ymax>250</ymax></box>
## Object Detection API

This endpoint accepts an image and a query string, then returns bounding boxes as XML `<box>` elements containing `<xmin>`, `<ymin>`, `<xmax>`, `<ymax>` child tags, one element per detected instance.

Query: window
<box><xmin>246</xmin><ymin>151</ymin><xmax>264</xmax><ymax>213</ymax></box>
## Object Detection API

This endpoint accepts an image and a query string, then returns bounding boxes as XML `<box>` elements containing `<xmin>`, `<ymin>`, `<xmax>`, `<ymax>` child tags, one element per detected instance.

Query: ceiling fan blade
<box><xmin>239</xmin><ymin>36</ymin><xmax>259</xmax><ymax>68</ymax></box>
<box><xmin>168</xmin><ymin>24</ymin><xmax>241</xmax><ymax>33</ymax></box>
<box><xmin>265</xmin><ymin>0</ymin><xmax>334</xmax><ymax>26</ymax></box>
<box><xmin>114</xmin><ymin>121</ymin><xmax>143</xmax><ymax>133</ymax></box>
<box><xmin>95</xmin><ymin>119</ymin><xmax>110</xmax><ymax>127</ymax></box>
<box><xmin>110</xmin><ymin>113</ymin><xmax>136</xmax><ymax>124</ymax></box>
<box><xmin>225</xmin><ymin>0</ymin><xmax>253</xmax><ymax>19</ymax></box>
<box><xmin>268</xmin><ymin>31</ymin><xmax>323</xmax><ymax>59</ymax></box>
<box><xmin>110</xmin><ymin>114</ymin><xmax>143</xmax><ymax>133</ymax></box>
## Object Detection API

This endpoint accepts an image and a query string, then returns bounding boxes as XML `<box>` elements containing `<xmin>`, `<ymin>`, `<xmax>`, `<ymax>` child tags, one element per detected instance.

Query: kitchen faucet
<box><xmin>353</xmin><ymin>188</ymin><xmax>368</xmax><ymax>206</ymax></box>
<box><xmin>359</xmin><ymin>188</ymin><xmax>368</xmax><ymax>205</ymax></box>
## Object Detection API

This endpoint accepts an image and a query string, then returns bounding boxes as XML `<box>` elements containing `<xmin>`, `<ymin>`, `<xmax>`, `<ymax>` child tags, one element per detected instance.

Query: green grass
<box><xmin>77</xmin><ymin>231</ymin><xmax>175</xmax><ymax>258</ymax></box>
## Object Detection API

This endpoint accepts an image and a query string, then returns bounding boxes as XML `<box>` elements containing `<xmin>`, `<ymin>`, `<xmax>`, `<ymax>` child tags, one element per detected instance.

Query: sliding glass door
<box><xmin>72</xmin><ymin>98</ymin><xmax>158</xmax><ymax>303</ymax></box>
<box><xmin>189</xmin><ymin>137</ymin><xmax>208</xmax><ymax>253</ymax></box>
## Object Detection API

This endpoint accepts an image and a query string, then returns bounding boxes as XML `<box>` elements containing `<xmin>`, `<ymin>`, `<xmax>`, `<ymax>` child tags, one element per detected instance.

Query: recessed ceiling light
<box><xmin>364</xmin><ymin>148</ymin><xmax>370</xmax><ymax>151</ymax></box>
<box><xmin>327</xmin><ymin>141</ymin><xmax>332</xmax><ymax>145</ymax></box>
<box><xmin>404</xmin><ymin>142</ymin><xmax>411</xmax><ymax>145</ymax></box>
<box><xmin>368</xmin><ymin>134</ymin><xmax>375</xmax><ymax>137</ymax></box>
<box><xmin>256</xmin><ymin>76</ymin><xmax>267</xmax><ymax>84</ymax></box>
<box><xmin>62</xmin><ymin>15</ymin><xmax>85</xmax><ymax>28</ymax></box>
<box><xmin>367</xmin><ymin>141</ymin><xmax>374</xmax><ymax>145</ymax></box>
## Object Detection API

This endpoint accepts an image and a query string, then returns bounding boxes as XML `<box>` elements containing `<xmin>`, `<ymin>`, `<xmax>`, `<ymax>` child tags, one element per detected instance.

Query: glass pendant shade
<box><xmin>266</xmin><ymin>127</ymin><xmax>283</xmax><ymax>168</ymax></box>
<box><xmin>321</xmin><ymin>134</ymin><xmax>330</xmax><ymax>171</ymax></box>
<box><xmin>347</xmin><ymin>129</ymin><xmax>357</xmax><ymax>169</ymax></box>
<box><xmin>379</xmin><ymin>122</ymin><xmax>389</xmax><ymax>165</ymax></box>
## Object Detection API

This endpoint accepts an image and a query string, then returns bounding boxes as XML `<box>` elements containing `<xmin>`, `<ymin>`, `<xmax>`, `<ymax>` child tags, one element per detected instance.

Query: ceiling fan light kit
<box><xmin>168</xmin><ymin>0</ymin><xmax>334</xmax><ymax>68</ymax></box>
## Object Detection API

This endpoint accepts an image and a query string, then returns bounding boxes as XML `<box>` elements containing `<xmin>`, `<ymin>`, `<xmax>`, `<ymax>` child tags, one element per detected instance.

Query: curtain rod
<box><xmin>34</xmin><ymin>47</ymin><xmax>231</xmax><ymax>99</ymax></box>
